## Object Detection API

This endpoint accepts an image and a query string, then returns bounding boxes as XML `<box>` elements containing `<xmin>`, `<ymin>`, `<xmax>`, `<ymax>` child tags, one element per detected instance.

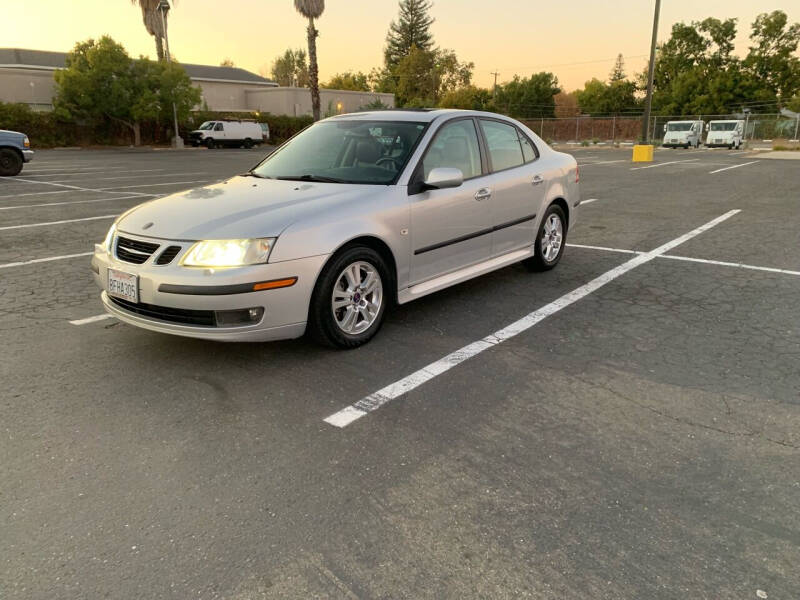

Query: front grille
<box><xmin>116</xmin><ymin>236</ymin><xmax>160</xmax><ymax>265</ymax></box>
<box><xmin>156</xmin><ymin>245</ymin><xmax>182</xmax><ymax>265</ymax></box>
<box><xmin>109</xmin><ymin>297</ymin><xmax>216</xmax><ymax>327</ymax></box>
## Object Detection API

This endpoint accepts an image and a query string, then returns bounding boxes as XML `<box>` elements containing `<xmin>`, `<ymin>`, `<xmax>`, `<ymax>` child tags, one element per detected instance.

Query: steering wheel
<box><xmin>376</xmin><ymin>156</ymin><xmax>400</xmax><ymax>171</ymax></box>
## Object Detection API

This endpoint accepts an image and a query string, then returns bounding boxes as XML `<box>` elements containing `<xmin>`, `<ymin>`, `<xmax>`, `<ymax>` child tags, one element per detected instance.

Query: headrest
<box><xmin>355</xmin><ymin>139</ymin><xmax>381</xmax><ymax>163</ymax></box>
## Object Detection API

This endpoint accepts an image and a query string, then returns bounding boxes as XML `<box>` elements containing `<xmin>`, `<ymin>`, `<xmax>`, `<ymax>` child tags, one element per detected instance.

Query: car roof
<box><xmin>326</xmin><ymin>109</ymin><xmax>513</xmax><ymax>124</ymax></box>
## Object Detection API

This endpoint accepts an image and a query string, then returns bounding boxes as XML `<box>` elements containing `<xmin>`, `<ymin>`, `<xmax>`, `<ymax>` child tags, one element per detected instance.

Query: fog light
<box><xmin>214</xmin><ymin>306</ymin><xmax>264</xmax><ymax>327</ymax></box>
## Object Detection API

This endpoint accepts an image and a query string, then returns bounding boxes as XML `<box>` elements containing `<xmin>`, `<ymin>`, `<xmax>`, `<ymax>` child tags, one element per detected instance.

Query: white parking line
<box><xmin>567</xmin><ymin>243</ymin><xmax>638</xmax><ymax>254</ymax></box>
<box><xmin>660</xmin><ymin>254</ymin><xmax>800</xmax><ymax>277</ymax></box>
<box><xmin>578</xmin><ymin>160</ymin><xmax>626</xmax><ymax>166</ymax></box>
<box><xmin>97</xmin><ymin>180</ymin><xmax>211</xmax><ymax>191</ymax></box>
<box><xmin>709</xmin><ymin>161</ymin><xmax>759</xmax><ymax>174</ymax></box>
<box><xmin>568</xmin><ymin>242</ymin><xmax>800</xmax><ymax>277</ymax></box>
<box><xmin>630</xmin><ymin>159</ymin><xmax>699</xmax><ymax>170</ymax></box>
<box><xmin>0</xmin><ymin>194</ymin><xmax>155</xmax><ymax>211</ymax></box>
<box><xmin>323</xmin><ymin>209</ymin><xmax>741</xmax><ymax>428</ymax></box>
<box><xmin>0</xmin><ymin>189</ymin><xmax>73</xmax><ymax>199</ymax></box>
<box><xmin>70</xmin><ymin>314</ymin><xmax>114</xmax><ymax>326</ymax></box>
<box><xmin>19</xmin><ymin>168</ymin><xmax>166</xmax><ymax>178</ymax></box>
<box><xmin>0</xmin><ymin>251</ymin><xmax>92</xmax><ymax>269</ymax></box>
<box><xmin>0</xmin><ymin>214</ymin><xmax>116</xmax><ymax>231</ymax></box>
<box><xmin>9</xmin><ymin>177</ymin><xmax>151</xmax><ymax>196</ymax></box>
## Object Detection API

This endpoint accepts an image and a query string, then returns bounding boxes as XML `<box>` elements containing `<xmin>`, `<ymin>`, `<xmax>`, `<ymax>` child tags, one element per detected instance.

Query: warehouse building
<box><xmin>0</xmin><ymin>48</ymin><xmax>393</xmax><ymax>116</ymax></box>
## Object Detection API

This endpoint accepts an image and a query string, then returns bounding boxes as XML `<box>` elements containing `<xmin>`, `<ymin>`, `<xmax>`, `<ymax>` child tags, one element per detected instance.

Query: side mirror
<box><xmin>705</xmin><ymin>123</ymin><xmax>709</xmax><ymax>131</ymax></box>
<box><xmin>424</xmin><ymin>167</ymin><xmax>463</xmax><ymax>190</ymax></box>
<box><xmin>663</xmin><ymin>124</ymin><xmax>667</xmax><ymax>132</ymax></box>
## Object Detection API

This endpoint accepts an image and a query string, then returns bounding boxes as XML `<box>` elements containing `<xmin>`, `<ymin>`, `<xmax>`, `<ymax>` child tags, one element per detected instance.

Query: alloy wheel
<box><xmin>331</xmin><ymin>261</ymin><xmax>384</xmax><ymax>335</ymax></box>
<box><xmin>541</xmin><ymin>213</ymin><xmax>563</xmax><ymax>262</ymax></box>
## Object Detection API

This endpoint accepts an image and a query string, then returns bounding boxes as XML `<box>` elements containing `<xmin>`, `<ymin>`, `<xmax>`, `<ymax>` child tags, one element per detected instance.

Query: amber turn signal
<box><xmin>253</xmin><ymin>277</ymin><xmax>297</xmax><ymax>291</ymax></box>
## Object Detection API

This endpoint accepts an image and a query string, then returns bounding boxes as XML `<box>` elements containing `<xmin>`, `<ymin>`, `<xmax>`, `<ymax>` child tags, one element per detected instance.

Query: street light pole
<box><xmin>640</xmin><ymin>0</ymin><xmax>661</xmax><ymax>144</ymax></box>
<box><xmin>158</xmin><ymin>0</ymin><xmax>183</xmax><ymax>149</ymax></box>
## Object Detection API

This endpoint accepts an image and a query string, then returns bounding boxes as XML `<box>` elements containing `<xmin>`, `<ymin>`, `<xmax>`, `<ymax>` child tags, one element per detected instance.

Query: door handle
<box><xmin>531</xmin><ymin>175</ymin><xmax>544</xmax><ymax>185</ymax></box>
<box><xmin>474</xmin><ymin>188</ymin><xmax>492</xmax><ymax>201</ymax></box>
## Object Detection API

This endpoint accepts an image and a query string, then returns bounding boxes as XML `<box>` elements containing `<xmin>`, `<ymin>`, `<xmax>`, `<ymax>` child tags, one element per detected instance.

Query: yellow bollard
<box><xmin>632</xmin><ymin>144</ymin><xmax>654</xmax><ymax>162</ymax></box>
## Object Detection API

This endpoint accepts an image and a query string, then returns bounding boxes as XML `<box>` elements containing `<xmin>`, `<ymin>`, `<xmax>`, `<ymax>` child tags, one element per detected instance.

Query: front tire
<box><xmin>523</xmin><ymin>204</ymin><xmax>567</xmax><ymax>272</ymax></box>
<box><xmin>0</xmin><ymin>148</ymin><xmax>23</xmax><ymax>176</ymax></box>
<box><xmin>205</xmin><ymin>138</ymin><xmax>215</xmax><ymax>149</ymax></box>
<box><xmin>308</xmin><ymin>246</ymin><xmax>390</xmax><ymax>348</ymax></box>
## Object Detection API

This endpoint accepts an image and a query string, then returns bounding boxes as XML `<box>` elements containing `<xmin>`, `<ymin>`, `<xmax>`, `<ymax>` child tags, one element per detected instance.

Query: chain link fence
<box><xmin>520</xmin><ymin>113</ymin><xmax>800</xmax><ymax>144</ymax></box>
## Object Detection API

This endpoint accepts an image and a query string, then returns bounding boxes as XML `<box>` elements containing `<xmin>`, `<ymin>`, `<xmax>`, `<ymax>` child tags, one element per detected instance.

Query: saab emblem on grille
<box><xmin>142</xmin><ymin>222</ymin><xmax>154</xmax><ymax>230</ymax></box>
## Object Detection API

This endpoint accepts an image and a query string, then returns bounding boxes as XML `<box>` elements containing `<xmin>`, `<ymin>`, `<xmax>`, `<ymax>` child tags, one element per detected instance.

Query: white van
<box><xmin>705</xmin><ymin>120</ymin><xmax>744</xmax><ymax>149</ymax></box>
<box><xmin>189</xmin><ymin>120</ymin><xmax>264</xmax><ymax>149</ymax></box>
<box><xmin>662</xmin><ymin>120</ymin><xmax>704</xmax><ymax>148</ymax></box>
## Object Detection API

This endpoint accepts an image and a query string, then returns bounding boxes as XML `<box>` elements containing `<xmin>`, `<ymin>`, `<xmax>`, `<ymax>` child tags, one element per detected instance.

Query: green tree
<box><xmin>576</xmin><ymin>78</ymin><xmax>608</xmax><ymax>114</ymax></box>
<box><xmin>270</xmin><ymin>49</ymin><xmax>309</xmax><ymax>87</ymax></box>
<box><xmin>54</xmin><ymin>36</ymin><xmax>199</xmax><ymax>146</ymax></box>
<box><xmin>609</xmin><ymin>53</ymin><xmax>626</xmax><ymax>82</ymax></box>
<box><xmin>393</xmin><ymin>46</ymin><xmax>475</xmax><ymax>106</ymax></box>
<box><xmin>385</xmin><ymin>0</ymin><xmax>435</xmax><ymax>68</ymax></box>
<box><xmin>322</xmin><ymin>71</ymin><xmax>370</xmax><ymax>91</ymax></box>
<box><xmin>294</xmin><ymin>0</ymin><xmax>325</xmax><ymax>121</ymax></box>
<box><xmin>438</xmin><ymin>85</ymin><xmax>491</xmax><ymax>110</ymax></box>
<box><xmin>495</xmin><ymin>72</ymin><xmax>560</xmax><ymax>118</ymax></box>
<box><xmin>745</xmin><ymin>10</ymin><xmax>800</xmax><ymax>100</ymax></box>
<box><xmin>220</xmin><ymin>58</ymin><xmax>235</xmax><ymax>67</ymax></box>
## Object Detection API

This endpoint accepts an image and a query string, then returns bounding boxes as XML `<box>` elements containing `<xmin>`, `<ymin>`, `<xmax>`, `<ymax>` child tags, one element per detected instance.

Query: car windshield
<box><xmin>667</xmin><ymin>123</ymin><xmax>692</xmax><ymax>132</ymax></box>
<box><xmin>198</xmin><ymin>121</ymin><xmax>215</xmax><ymax>130</ymax></box>
<box><xmin>251</xmin><ymin>120</ymin><xmax>427</xmax><ymax>184</ymax></box>
<box><xmin>710</xmin><ymin>122</ymin><xmax>737</xmax><ymax>131</ymax></box>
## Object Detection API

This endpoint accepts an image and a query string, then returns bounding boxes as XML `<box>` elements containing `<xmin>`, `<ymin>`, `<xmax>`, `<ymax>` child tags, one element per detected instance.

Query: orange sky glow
<box><xmin>4</xmin><ymin>1</ymin><xmax>800</xmax><ymax>92</ymax></box>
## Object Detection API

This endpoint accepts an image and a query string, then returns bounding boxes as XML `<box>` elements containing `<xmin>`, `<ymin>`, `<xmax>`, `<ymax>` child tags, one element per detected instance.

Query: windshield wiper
<box><xmin>276</xmin><ymin>174</ymin><xmax>348</xmax><ymax>183</ymax></box>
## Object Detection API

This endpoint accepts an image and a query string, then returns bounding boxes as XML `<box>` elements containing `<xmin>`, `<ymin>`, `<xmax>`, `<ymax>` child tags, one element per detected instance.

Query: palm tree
<box><xmin>294</xmin><ymin>0</ymin><xmax>325</xmax><ymax>120</ymax></box>
<box><xmin>131</xmin><ymin>0</ymin><xmax>166</xmax><ymax>61</ymax></box>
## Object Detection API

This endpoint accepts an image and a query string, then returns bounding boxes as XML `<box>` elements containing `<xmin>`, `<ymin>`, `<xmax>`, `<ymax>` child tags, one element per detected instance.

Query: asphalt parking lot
<box><xmin>2</xmin><ymin>144</ymin><xmax>799</xmax><ymax>599</ymax></box>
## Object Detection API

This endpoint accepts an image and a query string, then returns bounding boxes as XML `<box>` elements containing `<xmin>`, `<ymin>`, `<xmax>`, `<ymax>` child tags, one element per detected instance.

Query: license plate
<box><xmin>715</xmin><ymin>139</ymin><xmax>723</xmax><ymax>144</ymax></box>
<box><xmin>108</xmin><ymin>268</ymin><xmax>138</xmax><ymax>303</ymax></box>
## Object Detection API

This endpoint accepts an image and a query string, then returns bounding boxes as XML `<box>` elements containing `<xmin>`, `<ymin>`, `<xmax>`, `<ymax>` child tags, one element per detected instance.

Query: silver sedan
<box><xmin>92</xmin><ymin>109</ymin><xmax>580</xmax><ymax>348</ymax></box>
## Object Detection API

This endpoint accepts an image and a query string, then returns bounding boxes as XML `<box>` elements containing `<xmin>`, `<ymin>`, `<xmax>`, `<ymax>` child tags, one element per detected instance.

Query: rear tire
<box><xmin>205</xmin><ymin>138</ymin><xmax>215</xmax><ymax>149</ymax></box>
<box><xmin>523</xmin><ymin>204</ymin><xmax>567</xmax><ymax>272</ymax></box>
<box><xmin>308</xmin><ymin>246</ymin><xmax>390</xmax><ymax>349</ymax></box>
<box><xmin>244</xmin><ymin>138</ymin><xmax>253</xmax><ymax>149</ymax></box>
<box><xmin>0</xmin><ymin>148</ymin><xmax>23</xmax><ymax>176</ymax></box>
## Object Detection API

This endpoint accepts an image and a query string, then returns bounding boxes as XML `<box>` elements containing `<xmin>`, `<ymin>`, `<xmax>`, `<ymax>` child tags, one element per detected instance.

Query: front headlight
<box><xmin>181</xmin><ymin>238</ymin><xmax>275</xmax><ymax>267</ymax></box>
<box><xmin>102</xmin><ymin>223</ymin><xmax>117</xmax><ymax>252</ymax></box>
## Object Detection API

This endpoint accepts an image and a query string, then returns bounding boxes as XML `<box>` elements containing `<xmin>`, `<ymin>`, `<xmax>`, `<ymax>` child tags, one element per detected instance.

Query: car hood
<box><xmin>116</xmin><ymin>176</ymin><xmax>377</xmax><ymax>241</ymax></box>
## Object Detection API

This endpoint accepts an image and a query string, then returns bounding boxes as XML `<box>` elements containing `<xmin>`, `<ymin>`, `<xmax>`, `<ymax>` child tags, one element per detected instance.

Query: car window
<box><xmin>252</xmin><ymin>120</ymin><xmax>427</xmax><ymax>184</ymax></box>
<box><xmin>422</xmin><ymin>120</ymin><xmax>482</xmax><ymax>180</ymax></box>
<box><xmin>214</xmin><ymin>123</ymin><xmax>224</xmax><ymax>132</ymax></box>
<box><xmin>518</xmin><ymin>131</ymin><xmax>538</xmax><ymax>163</ymax></box>
<box><xmin>481</xmin><ymin>120</ymin><xmax>524</xmax><ymax>171</ymax></box>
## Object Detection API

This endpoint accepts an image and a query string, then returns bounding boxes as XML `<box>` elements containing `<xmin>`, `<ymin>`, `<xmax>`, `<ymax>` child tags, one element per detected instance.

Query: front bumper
<box><xmin>22</xmin><ymin>149</ymin><xmax>34</xmax><ymax>163</ymax></box>
<box><xmin>92</xmin><ymin>234</ymin><xmax>329</xmax><ymax>342</ymax></box>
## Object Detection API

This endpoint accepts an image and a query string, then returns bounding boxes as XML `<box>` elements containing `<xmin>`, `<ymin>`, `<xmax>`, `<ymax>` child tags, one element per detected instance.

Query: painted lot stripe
<box><xmin>709</xmin><ymin>161</ymin><xmax>759</xmax><ymax>174</ymax></box>
<box><xmin>578</xmin><ymin>160</ymin><xmax>626</xmax><ymax>166</ymax></box>
<box><xmin>660</xmin><ymin>254</ymin><xmax>800</xmax><ymax>277</ymax></box>
<box><xmin>0</xmin><ymin>195</ymin><xmax>151</xmax><ymax>211</ymax></box>
<box><xmin>630</xmin><ymin>159</ymin><xmax>699</xmax><ymax>170</ymax></box>
<box><xmin>8</xmin><ymin>177</ymin><xmax>151</xmax><ymax>195</ymax></box>
<box><xmin>70</xmin><ymin>314</ymin><xmax>114</xmax><ymax>326</ymax></box>
<box><xmin>0</xmin><ymin>189</ymin><xmax>73</xmax><ymax>199</ymax></box>
<box><xmin>0</xmin><ymin>251</ymin><xmax>92</xmax><ymax>270</ymax></box>
<box><xmin>97</xmin><ymin>180</ymin><xmax>211</xmax><ymax>190</ymax></box>
<box><xmin>19</xmin><ymin>169</ymin><xmax>166</xmax><ymax>178</ymax></box>
<box><xmin>324</xmin><ymin>209</ymin><xmax>741</xmax><ymax>428</ymax></box>
<box><xmin>569</xmin><ymin>242</ymin><xmax>800</xmax><ymax>277</ymax></box>
<box><xmin>0</xmin><ymin>214</ymin><xmax>116</xmax><ymax>231</ymax></box>
<box><xmin>567</xmin><ymin>242</ymin><xmax>638</xmax><ymax>254</ymax></box>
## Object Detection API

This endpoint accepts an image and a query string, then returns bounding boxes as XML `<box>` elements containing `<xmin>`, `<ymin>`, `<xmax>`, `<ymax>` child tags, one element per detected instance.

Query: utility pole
<box><xmin>640</xmin><ymin>0</ymin><xmax>661</xmax><ymax>144</ymax></box>
<box><xmin>158</xmin><ymin>0</ymin><xmax>183</xmax><ymax>149</ymax></box>
<box><xmin>491</xmin><ymin>70</ymin><xmax>499</xmax><ymax>99</ymax></box>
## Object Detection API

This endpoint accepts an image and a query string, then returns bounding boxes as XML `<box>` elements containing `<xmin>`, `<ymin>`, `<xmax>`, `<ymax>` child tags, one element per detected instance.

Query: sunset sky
<box><xmin>4</xmin><ymin>1</ymin><xmax>800</xmax><ymax>92</ymax></box>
